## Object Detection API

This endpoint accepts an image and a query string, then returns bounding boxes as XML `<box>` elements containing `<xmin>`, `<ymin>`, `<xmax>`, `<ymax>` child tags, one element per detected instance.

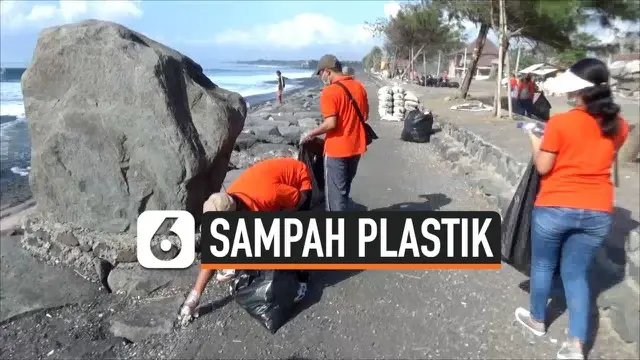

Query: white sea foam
<box><xmin>10</xmin><ymin>166</ymin><xmax>30</xmax><ymax>176</ymax></box>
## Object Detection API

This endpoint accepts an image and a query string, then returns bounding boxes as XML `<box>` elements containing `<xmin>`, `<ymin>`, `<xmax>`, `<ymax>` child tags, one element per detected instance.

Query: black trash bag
<box><xmin>532</xmin><ymin>92</ymin><xmax>552</xmax><ymax>122</ymax></box>
<box><xmin>501</xmin><ymin>158</ymin><xmax>540</xmax><ymax>277</ymax></box>
<box><xmin>232</xmin><ymin>270</ymin><xmax>300</xmax><ymax>333</ymax></box>
<box><xmin>401</xmin><ymin>109</ymin><xmax>434</xmax><ymax>143</ymax></box>
<box><xmin>298</xmin><ymin>138</ymin><xmax>325</xmax><ymax>209</ymax></box>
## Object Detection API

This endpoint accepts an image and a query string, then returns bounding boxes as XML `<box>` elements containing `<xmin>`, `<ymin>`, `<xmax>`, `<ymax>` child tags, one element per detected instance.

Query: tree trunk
<box><xmin>515</xmin><ymin>45</ymin><xmax>521</xmax><ymax>74</ymax></box>
<box><xmin>436</xmin><ymin>50</ymin><xmax>441</xmax><ymax>77</ymax></box>
<box><xmin>459</xmin><ymin>23</ymin><xmax>489</xmax><ymax>99</ymax></box>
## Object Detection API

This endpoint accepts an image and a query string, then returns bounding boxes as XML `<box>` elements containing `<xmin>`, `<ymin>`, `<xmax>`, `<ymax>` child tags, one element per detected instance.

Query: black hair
<box><xmin>276</xmin><ymin>70</ymin><xmax>281</xmax><ymax>75</ymax></box>
<box><xmin>570</xmin><ymin>58</ymin><xmax>620</xmax><ymax>137</ymax></box>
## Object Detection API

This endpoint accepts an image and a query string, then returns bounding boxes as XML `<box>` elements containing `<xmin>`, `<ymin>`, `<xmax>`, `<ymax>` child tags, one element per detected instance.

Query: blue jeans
<box><xmin>519</xmin><ymin>98</ymin><xmax>534</xmax><ymax>117</ymax></box>
<box><xmin>324</xmin><ymin>155</ymin><xmax>360</xmax><ymax>211</ymax></box>
<box><xmin>530</xmin><ymin>206</ymin><xmax>612</xmax><ymax>342</ymax></box>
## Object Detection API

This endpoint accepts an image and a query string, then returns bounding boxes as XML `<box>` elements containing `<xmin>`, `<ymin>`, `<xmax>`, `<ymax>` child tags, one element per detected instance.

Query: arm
<box><xmin>613</xmin><ymin>118</ymin><xmax>630</xmax><ymax>151</ymax></box>
<box><xmin>307</xmin><ymin>90</ymin><xmax>338</xmax><ymax>138</ymax></box>
<box><xmin>531</xmin><ymin>116</ymin><xmax>562</xmax><ymax>175</ymax></box>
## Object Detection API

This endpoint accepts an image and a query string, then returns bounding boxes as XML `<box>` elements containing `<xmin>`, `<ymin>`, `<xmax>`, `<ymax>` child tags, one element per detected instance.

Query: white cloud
<box><xmin>205</xmin><ymin>13</ymin><xmax>374</xmax><ymax>49</ymax></box>
<box><xmin>1</xmin><ymin>0</ymin><xmax>142</xmax><ymax>32</ymax></box>
<box><xmin>383</xmin><ymin>1</ymin><xmax>401</xmax><ymax>19</ymax></box>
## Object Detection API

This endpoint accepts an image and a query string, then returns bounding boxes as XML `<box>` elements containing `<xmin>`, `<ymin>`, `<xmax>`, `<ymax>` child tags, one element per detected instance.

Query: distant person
<box><xmin>177</xmin><ymin>157</ymin><xmax>314</xmax><ymax>326</ymax></box>
<box><xmin>276</xmin><ymin>70</ymin><xmax>285</xmax><ymax>105</ymax></box>
<box><xmin>300</xmin><ymin>54</ymin><xmax>369</xmax><ymax>211</ymax></box>
<box><xmin>509</xmin><ymin>73</ymin><xmax>520</xmax><ymax>114</ymax></box>
<box><xmin>515</xmin><ymin>58</ymin><xmax>629</xmax><ymax>360</ymax></box>
<box><xmin>518</xmin><ymin>74</ymin><xmax>538</xmax><ymax>117</ymax></box>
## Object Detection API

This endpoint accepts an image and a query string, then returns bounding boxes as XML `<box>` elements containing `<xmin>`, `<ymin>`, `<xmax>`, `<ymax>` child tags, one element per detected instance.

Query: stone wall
<box><xmin>433</xmin><ymin>115</ymin><xmax>640</xmax><ymax>346</ymax></box>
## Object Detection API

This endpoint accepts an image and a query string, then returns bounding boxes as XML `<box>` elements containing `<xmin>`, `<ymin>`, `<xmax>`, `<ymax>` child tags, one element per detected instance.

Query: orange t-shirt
<box><xmin>518</xmin><ymin>81</ymin><xmax>536</xmax><ymax>99</ymax></box>
<box><xmin>227</xmin><ymin>158</ymin><xmax>312</xmax><ymax>211</ymax></box>
<box><xmin>320</xmin><ymin>75</ymin><xmax>369</xmax><ymax>158</ymax></box>
<box><xmin>535</xmin><ymin>108</ymin><xmax>630</xmax><ymax>213</ymax></box>
<box><xmin>509</xmin><ymin>77</ymin><xmax>518</xmax><ymax>89</ymax></box>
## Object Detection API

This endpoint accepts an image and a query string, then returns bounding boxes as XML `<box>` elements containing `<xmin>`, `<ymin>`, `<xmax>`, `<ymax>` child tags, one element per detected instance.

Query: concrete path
<box><xmin>1</xmin><ymin>76</ymin><xmax>637</xmax><ymax>359</ymax></box>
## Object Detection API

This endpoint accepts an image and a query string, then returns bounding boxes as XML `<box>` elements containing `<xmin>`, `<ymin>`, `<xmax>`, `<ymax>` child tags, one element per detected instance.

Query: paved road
<box><xmin>1</xmin><ymin>77</ymin><xmax>636</xmax><ymax>360</ymax></box>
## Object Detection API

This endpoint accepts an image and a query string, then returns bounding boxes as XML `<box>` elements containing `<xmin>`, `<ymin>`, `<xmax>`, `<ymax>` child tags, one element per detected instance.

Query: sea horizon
<box><xmin>0</xmin><ymin>61</ymin><xmax>319</xmax><ymax>209</ymax></box>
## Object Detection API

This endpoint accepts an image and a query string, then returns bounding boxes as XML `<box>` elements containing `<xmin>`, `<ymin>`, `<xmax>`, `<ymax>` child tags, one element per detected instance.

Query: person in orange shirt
<box><xmin>177</xmin><ymin>157</ymin><xmax>313</xmax><ymax>326</ymax></box>
<box><xmin>517</xmin><ymin>74</ymin><xmax>538</xmax><ymax>117</ymax></box>
<box><xmin>300</xmin><ymin>54</ymin><xmax>369</xmax><ymax>211</ymax></box>
<box><xmin>514</xmin><ymin>58</ymin><xmax>629</xmax><ymax>360</ymax></box>
<box><xmin>509</xmin><ymin>73</ymin><xmax>520</xmax><ymax>114</ymax></box>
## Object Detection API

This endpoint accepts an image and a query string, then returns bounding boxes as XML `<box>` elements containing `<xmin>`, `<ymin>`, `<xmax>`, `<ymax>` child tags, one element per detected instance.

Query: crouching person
<box><xmin>178</xmin><ymin>157</ymin><xmax>313</xmax><ymax>326</ymax></box>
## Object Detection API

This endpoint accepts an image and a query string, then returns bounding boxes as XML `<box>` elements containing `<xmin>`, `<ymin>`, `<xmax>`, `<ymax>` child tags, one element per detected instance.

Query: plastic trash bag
<box><xmin>298</xmin><ymin>138</ymin><xmax>325</xmax><ymax>209</ymax></box>
<box><xmin>232</xmin><ymin>270</ymin><xmax>300</xmax><ymax>333</ymax></box>
<box><xmin>532</xmin><ymin>93</ymin><xmax>552</xmax><ymax>122</ymax></box>
<box><xmin>400</xmin><ymin>109</ymin><xmax>434</xmax><ymax>143</ymax></box>
<box><xmin>501</xmin><ymin>158</ymin><xmax>540</xmax><ymax>276</ymax></box>
<box><xmin>404</xmin><ymin>100</ymin><xmax>419</xmax><ymax>108</ymax></box>
<box><xmin>403</xmin><ymin>91</ymin><xmax>419</xmax><ymax>102</ymax></box>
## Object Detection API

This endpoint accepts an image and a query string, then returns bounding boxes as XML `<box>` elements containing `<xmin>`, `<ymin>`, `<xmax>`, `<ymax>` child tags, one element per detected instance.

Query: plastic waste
<box><xmin>297</xmin><ymin>138</ymin><xmax>325</xmax><ymax>209</ymax></box>
<box><xmin>232</xmin><ymin>270</ymin><xmax>300</xmax><ymax>333</ymax></box>
<box><xmin>516</xmin><ymin>121</ymin><xmax>545</xmax><ymax>137</ymax></box>
<box><xmin>501</xmin><ymin>158</ymin><xmax>540</xmax><ymax>276</ymax></box>
<box><xmin>400</xmin><ymin>109</ymin><xmax>434</xmax><ymax>143</ymax></box>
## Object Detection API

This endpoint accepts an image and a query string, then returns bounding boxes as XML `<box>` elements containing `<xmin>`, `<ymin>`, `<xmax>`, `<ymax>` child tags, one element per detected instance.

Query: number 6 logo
<box><xmin>137</xmin><ymin>210</ymin><xmax>195</xmax><ymax>269</ymax></box>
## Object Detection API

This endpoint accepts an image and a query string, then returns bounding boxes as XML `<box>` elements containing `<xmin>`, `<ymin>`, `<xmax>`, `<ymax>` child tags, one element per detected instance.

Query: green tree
<box><xmin>367</xmin><ymin>3</ymin><xmax>464</xmax><ymax>76</ymax></box>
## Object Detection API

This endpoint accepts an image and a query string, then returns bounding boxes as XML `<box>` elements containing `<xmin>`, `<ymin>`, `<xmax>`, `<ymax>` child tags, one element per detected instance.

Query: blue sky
<box><xmin>1</xmin><ymin>1</ymin><xmax>635</xmax><ymax>68</ymax></box>
<box><xmin>0</xmin><ymin>0</ymin><xmax>413</xmax><ymax>67</ymax></box>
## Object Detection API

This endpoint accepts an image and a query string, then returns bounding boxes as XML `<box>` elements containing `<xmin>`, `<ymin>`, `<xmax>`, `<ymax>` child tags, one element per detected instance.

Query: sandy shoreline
<box><xmin>0</xmin><ymin>76</ymin><xmax>322</xmax><ymax>212</ymax></box>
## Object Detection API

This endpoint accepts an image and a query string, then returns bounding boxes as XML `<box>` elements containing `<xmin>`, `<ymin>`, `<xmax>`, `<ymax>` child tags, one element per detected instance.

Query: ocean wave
<box><xmin>0</xmin><ymin>103</ymin><xmax>26</xmax><ymax>117</ymax></box>
<box><xmin>10</xmin><ymin>166</ymin><xmax>30</xmax><ymax>177</ymax></box>
<box><xmin>0</xmin><ymin>67</ymin><xmax>26</xmax><ymax>83</ymax></box>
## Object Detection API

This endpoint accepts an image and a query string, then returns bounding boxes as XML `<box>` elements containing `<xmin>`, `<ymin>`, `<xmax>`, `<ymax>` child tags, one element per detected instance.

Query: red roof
<box><xmin>614</xmin><ymin>53</ymin><xmax>640</xmax><ymax>62</ymax></box>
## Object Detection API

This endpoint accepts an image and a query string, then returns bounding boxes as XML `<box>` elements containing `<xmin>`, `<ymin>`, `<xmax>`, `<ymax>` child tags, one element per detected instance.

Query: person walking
<box><xmin>300</xmin><ymin>54</ymin><xmax>369</xmax><ymax>211</ymax></box>
<box><xmin>276</xmin><ymin>70</ymin><xmax>285</xmax><ymax>105</ymax></box>
<box><xmin>518</xmin><ymin>74</ymin><xmax>538</xmax><ymax>117</ymax></box>
<box><xmin>514</xmin><ymin>58</ymin><xmax>630</xmax><ymax>360</ymax></box>
<box><xmin>177</xmin><ymin>157</ymin><xmax>314</xmax><ymax>326</ymax></box>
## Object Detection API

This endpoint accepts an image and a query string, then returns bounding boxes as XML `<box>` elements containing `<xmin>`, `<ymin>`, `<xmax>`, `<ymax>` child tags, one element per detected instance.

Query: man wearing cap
<box><xmin>300</xmin><ymin>54</ymin><xmax>369</xmax><ymax>211</ymax></box>
<box><xmin>177</xmin><ymin>157</ymin><xmax>313</xmax><ymax>326</ymax></box>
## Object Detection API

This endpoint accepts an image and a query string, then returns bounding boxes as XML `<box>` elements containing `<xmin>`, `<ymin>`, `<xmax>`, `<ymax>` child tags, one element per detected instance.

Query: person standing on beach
<box><xmin>276</xmin><ymin>70</ymin><xmax>285</xmax><ymax>105</ymax></box>
<box><xmin>177</xmin><ymin>157</ymin><xmax>314</xmax><ymax>326</ymax></box>
<box><xmin>300</xmin><ymin>54</ymin><xmax>369</xmax><ymax>211</ymax></box>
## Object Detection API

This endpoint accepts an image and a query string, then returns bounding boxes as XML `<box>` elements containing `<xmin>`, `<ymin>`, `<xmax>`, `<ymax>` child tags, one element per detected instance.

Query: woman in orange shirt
<box><xmin>177</xmin><ymin>157</ymin><xmax>314</xmax><ymax>326</ymax></box>
<box><xmin>514</xmin><ymin>58</ymin><xmax>629</xmax><ymax>360</ymax></box>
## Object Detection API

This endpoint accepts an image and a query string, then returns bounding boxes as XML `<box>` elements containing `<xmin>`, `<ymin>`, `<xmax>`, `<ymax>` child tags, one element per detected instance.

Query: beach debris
<box><xmin>450</xmin><ymin>102</ymin><xmax>494</xmax><ymax>112</ymax></box>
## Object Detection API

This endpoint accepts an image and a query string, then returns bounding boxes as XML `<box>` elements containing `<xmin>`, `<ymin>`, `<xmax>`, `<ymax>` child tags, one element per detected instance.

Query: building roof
<box><xmin>614</xmin><ymin>53</ymin><xmax>640</xmax><ymax>62</ymax></box>
<box><xmin>450</xmin><ymin>37</ymin><xmax>500</xmax><ymax>68</ymax></box>
<box><xmin>463</xmin><ymin>36</ymin><xmax>499</xmax><ymax>56</ymax></box>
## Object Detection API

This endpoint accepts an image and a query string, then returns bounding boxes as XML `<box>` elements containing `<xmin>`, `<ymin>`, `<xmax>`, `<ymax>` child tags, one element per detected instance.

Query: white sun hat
<box><xmin>546</xmin><ymin>69</ymin><xmax>599</xmax><ymax>94</ymax></box>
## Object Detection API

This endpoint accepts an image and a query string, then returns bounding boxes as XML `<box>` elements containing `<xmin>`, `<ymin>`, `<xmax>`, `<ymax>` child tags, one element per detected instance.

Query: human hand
<box><xmin>299</xmin><ymin>131</ymin><xmax>315</xmax><ymax>145</ymax></box>
<box><xmin>177</xmin><ymin>290</ymin><xmax>200</xmax><ymax>327</ymax></box>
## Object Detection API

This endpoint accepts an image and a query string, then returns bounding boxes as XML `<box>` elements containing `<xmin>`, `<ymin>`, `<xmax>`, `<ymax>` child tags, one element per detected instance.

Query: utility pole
<box><xmin>515</xmin><ymin>45</ymin><xmax>521</xmax><ymax>74</ymax></box>
<box><xmin>423</xmin><ymin>52</ymin><xmax>427</xmax><ymax>86</ymax></box>
<box><xmin>436</xmin><ymin>50</ymin><xmax>441</xmax><ymax>77</ymax></box>
<box><xmin>495</xmin><ymin>0</ymin><xmax>506</xmax><ymax>118</ymax></box>
<box><xmin>463</xmin><ymin>49</ymin><xmax>468</xmax><ymax>79</ymax></box>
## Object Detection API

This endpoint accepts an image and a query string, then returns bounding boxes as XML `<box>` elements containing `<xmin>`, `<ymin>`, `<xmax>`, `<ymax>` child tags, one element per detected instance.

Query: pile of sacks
<box><xmin>377</xmin><ymin>85</ymin><xmax>421</xmax><ymax>122</ymax></box>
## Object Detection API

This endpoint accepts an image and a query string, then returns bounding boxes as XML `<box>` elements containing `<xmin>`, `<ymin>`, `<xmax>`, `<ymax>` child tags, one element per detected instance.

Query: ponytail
<box><xmin>580</xmin><ymin>83</ymin><xmax>620</xmax><ymax>138</ymax></box>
